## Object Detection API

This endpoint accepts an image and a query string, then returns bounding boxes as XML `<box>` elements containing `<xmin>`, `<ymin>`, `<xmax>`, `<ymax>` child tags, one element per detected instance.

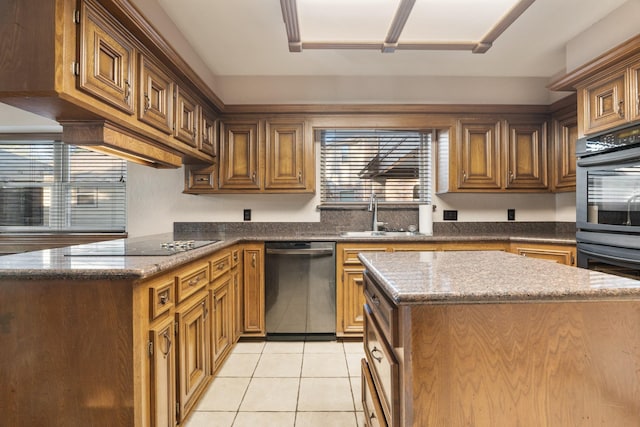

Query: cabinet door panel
<box><xmin>200</xmin><ymin>108</ymin><xmax>217</xmax><ymax>156</ymax></box>
<box><xmin>219</xmin><ymin>122</ymin><xmax>260</xmax><ymax>190</ymax></box>
<box><xmin>505</xmin><ymin>121</ymin><xmax>548</xmax><ymax>189</ymax></box>
<box><xmin>79</xmin><ymin>0</ymin><xmax>135</xmax><ymax>114</ymax></box>
<box><xmin>138</xmin><ymin>55</ymin><xmax>173</xmax><ymax>134</ymax></box>
<box><xmin>583</xmin><ymin>72</ymin><xmax>626</xmax><ymax>134</ymax></box>
<box><xmin>457</xmin><ymin>120</ymin><xmax>501</xmax><ymax>189</ymax></box>
<box><xmin>149</xmin><ymin>318</ymin><xmax>176</xmax><ymax>427</ymax></box>
<box><xmin>342</xmin><ymin>268</ymin><xmax>366</xmax><ymax>335</ymax></box>
<box><xmin>176</xmin><ymin>293</ymin><xmax>210</xmax><ymax>421</ymax></box>
<box><xmin>243</xmin><ymin>245</ymin><xmax>265</xmax><ymax>334</ymax></box>
<box><xmin>211</xmin><ymin>278</ymin><xmax>233</xmax><ymax>370</ymax></box>
<box><xmin>630</xmin><ymin>63</ymin><xmax>640</xmax><ymax>123</ymax></box>
<box><xmin>551</xmin><ymin>113</ymin><xmax>577</xmax><ymax>191</ymax></box>
<box><xmin>265</xmin><ymin>121</ymin><xmax>305</xmax><ymax>190</ymax></box>
<box><xmin>174</xmin><ymin>87</ymin><xmax>199</xmax><ymax>147</ymax></box>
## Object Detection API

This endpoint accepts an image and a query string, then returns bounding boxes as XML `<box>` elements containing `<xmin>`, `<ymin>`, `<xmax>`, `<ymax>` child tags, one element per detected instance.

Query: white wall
<box><xmin>127</xmin><ymin>141</ymin><xmax>569</xmax><ymax>236</ymax></box>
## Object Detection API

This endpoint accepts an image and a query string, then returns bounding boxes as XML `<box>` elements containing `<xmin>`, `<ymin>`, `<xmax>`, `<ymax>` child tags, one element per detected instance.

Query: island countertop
<box><xmin>358</xmin><ymin>250</ymin><xmax>640</xmax><ymax>304</ymax></box>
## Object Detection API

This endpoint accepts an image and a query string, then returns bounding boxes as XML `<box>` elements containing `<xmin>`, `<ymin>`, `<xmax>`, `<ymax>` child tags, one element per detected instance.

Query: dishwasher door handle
<box><xmin>266</xmin><ymin>248</ymin><xmax>334</xmax><ymax>256</ymax></box>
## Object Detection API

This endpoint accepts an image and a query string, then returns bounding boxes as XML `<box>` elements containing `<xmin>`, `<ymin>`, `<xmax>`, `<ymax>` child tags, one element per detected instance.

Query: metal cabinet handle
<box><xmin>196</xmin><ymin>176</ymin><xmax>209</xmax><ymax>182</ymax></box>
<box><xmin>202</xmin><ymin>301</ymin><xmax>208</xmax><ymax>320</ymax></box>
<box><xmin>618</xmin><ymin>100</ymin><xmax>625</xmax><ymax>118</ymax></box>
<box><xmin>161</xmin><ymin>330</ymin><xmax>172</xmax><ymax>359</ymax></box>
<box><xmin>217</xmin><ymin>262</ymin><xmax>225</xmax><ymax>270</ymax></box>
<box><xmin>298</xmin><ymin>171</ymin><xmax>302</xmax><ymax>183</ymax></box>
<box><xmin>233</xmin><ymin>253</ymin><xmax>238</xmax><ymax>262</ymax></box>
<box><xmin>252</xmin><ymin>253</ymin><xmax>256</xmax><ymax>268</ymax></box>
<box><xmin>251</xmin><ymin>171</ymin><xmax>257</xmax><ymax>183</ymax></box>
<box><xmin>144</xmin><ymin>93</ymin><xmax>150</xmax><ymax>112</ymax></box>
<box><xmin>124</xmin><ymin>80</ymin><xmax>131</xmax><ymax>102</ymax></box>
<box><xmin>369</xmin><ymin>412</ymin><xmax>377</xmax><ymax>421</ymax></box>
<box><xmin>371</xmin><ymin>294</ymin><xmax>380</xmax><ymax>307</ymax></box>
<box><xmin>159</xmin><ymin>293</ymin><xmax>169</xmax><ymax>305</ymax></box>
<box><xmin>509</xmin><ymin>170</ymin><xmax>514</xmax><ymax>183</ymax></box>
<box><xmin>371</xmin><ymin>346</ymin><xmax>383</xmax><ymax>363</ymax></box>
<box><xmin>188</xmin><ymin>275</ymin><xmax>202</xmax><ymax>286</ymax></box>
<box><xmin>462</xmin><ymin>170</ymin><xmax>467</xmax><ymax>182</ymax></box>
<box><xmin>637</xmin><ymin>94</ymin><xmax>640</xmax><ymax>112</ymax></box>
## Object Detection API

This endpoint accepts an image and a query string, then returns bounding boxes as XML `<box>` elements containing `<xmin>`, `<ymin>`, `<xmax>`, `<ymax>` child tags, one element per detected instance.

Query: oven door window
<box><xmin>587</xmin><ymin>164</ymin><xmax>640</xmax><ymax>226</ymax></box>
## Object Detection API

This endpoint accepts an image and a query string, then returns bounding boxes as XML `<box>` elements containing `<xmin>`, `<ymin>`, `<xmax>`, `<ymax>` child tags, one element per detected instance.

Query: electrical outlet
<box><xmin>507</xmin><ymin>208</ymin><xmax>516</xmax><ymax>221</ymax></box>
<box><xmin>443</xmin><ymin>210</ymin><xmax>458</xmax><ymax>221</ymax></box>
<box><xmin>243</xmin><ymin>209</ymin><xmax>251</xmax><ymax>221</ymax></box>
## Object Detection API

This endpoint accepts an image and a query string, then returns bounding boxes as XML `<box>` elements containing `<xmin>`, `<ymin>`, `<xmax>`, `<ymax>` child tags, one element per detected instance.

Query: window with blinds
<box><xmin>320</xmin><ymin>129</ymin><xmax>432</xmax><ymax>204</ymax></box>
<box><xmin>0</xmin><ymin>140</ymin><xmax>127</xmax><ymax>232</ymax></box>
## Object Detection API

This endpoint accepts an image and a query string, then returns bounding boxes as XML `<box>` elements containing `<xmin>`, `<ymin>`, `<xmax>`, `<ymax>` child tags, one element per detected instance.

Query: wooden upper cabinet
<box><xmin>504</xmin><ymin>120</ymin><xmax>548</xmax><ymax>190</ymax></box>
<box><xmin>79</xmin><ymin>0</ymin><xmax>135</xmax><ymax>114</ymax></box>
<box><xmin>582</xmin><ymin>71</ymin><xmax>627</xmax><ymax>134</ymax></box>
<box><xmin>550</xmin><ymin>111</ymin><xmax>577</xmax><ymax>192</ymax></box>
<box><xmin>219</xmin><ymin>120</ymin><xmax>261</xmax><ymax>190</ymax></box>
<box><xmin>174</xmin><ymin>86</ymin><xmax>200</xmax><ymax>147</ymax></box>
<box><xmin>630</xmin><ymin>62</ymin><xmax>640</xmax><ymax>123</ymax></box>
<box><xmin>265</xmin><ymin>121</ymin><xmax>307</xmax><ymax>190</ymax></box>
<box><xmin>456</xmin><ymin>120</ymin><xmax>501</xmax><ymax>190</ymax></box>
<box><xmin>200</xmin><ymin>108</ymin><xmax>217</xmax><ymax>156</ymax></box>
<box><xmin>138</xmin><ymin>54</ymin><xmax>173</xmax><ymax>134</ymax></box>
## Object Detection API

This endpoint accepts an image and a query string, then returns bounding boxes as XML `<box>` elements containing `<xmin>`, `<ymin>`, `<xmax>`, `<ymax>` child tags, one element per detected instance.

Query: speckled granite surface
<box><xmin>0</xmin><ymin>226</ymin><xmax>576</xmax><ymax>280</ymax></box>
<box><xmin>359</xmin><ymin>251</ymin><xmax>640</xmax><ymax>305</ymax></box>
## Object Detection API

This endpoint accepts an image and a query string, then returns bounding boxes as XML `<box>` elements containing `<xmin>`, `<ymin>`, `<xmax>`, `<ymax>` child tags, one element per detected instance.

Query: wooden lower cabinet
<box><xmin>148</xmin><ymin>317</ymin><xmax>177</xmax><ymax>427</ymax></box>
<box><xmin>211</xmin><ymin>276</ymin><xmax>233</xmax><ymax>370</ymax></box>
<box><xmin>363</xmin><ymin>270</ymin><xmax>640</xmax><ymax>426</ymax></box>
<box><xmin>510</xmin><ymin>242</ymin><xmax>576</xmax><ymax>266</ymax></box>
<box><xmin>175</xmin><ymin>291</ymin><xmax>210</xmax><ymax>422</ymax></box>
<box><xmin>337</xmin><ymin>241</ymin><xmax>508</xmax><ymax>337</ymax></box>
<box><xmin>242</xmin><ymin>243</ymin><xmax>265</xmax><ymax>335</ymax></box>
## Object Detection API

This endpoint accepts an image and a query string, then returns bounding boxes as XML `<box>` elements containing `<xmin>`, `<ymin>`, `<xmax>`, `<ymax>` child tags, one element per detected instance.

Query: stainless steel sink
<box><xmin>339</xmin><ymin>231</ymin><xmax>425</xmax><ymax>237</ymax></box>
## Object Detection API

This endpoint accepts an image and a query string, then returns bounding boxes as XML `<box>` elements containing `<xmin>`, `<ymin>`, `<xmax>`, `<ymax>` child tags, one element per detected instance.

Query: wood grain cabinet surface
<box><xmin>138</xmin><ymin>54</ymin><xmax>174</xmax><ymax>134</ymax></box>
<box><xmin>579</xmin><ymin>56</ymin><xmax>640</xmax><ymax>135</ymax></box>
<box><xmin>79</xmin><ymin>0</ymin><xmax>136</xmax><ymax>114</ymax></box>
<box><xmin>189</xmin><ymin>118</ymin><xmax>314</xmax><ymax>194</ymax></box>
<box><xmin>0</xmin><ymin>0</ymin><xmax>218</xmax><ymax>166</ymax></box>
<box><xmin>441</xmin><ymin>115</ymin><xmax>553</xmax><ymax>193</ymax></box>
<box><xmin>362</xmin><ymin>268</ymin><xmax>640</xmax><ymax>426</ymax></box>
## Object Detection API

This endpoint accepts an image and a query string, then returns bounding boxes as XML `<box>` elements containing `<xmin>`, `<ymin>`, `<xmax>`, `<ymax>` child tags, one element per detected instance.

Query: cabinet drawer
<box><xmin>362</xmin><ymin>358</ymin><xmax>388</xmax><ymax>427</ymax></box>
<box><xmin>210</xmin><ymin>252</ymin><xmax>231</xmax><ymax>282</ymax></box>
<box><xmin>176</xmin><ymin>262</ymin><xmax>209</xmax><ymax>303</ymax></box>
<box><xmin>364</xmin><ymin>274</ymin><xmax>398</xmax><ymax>347</ymax></box>
<box><xmin>149</xmin><ymin>278</ymin><xmax>175</xmax><ymax>320</ymax></box>
<box><xmin>364</xmin><ymin>304</ymin><xmax>399</xmax><ymax>427</ymax></box>
<box><xmin>341</xmin><ymin>245</ymin><xmax>388</xmax><ymax>265</ymax></box>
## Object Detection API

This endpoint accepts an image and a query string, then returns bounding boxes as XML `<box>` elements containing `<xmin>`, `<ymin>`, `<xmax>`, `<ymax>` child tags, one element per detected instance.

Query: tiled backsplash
<box><xmin>175</xmin><ymin>206</ymin><xmax>575</xmax><ymax>237</ymax></box>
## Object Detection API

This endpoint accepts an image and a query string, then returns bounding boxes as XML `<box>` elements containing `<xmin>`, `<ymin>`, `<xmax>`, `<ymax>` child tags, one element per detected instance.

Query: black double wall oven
<box><xmin>576</xmin><ymin>124</ymin><xmax>640</xmax><ymax>278</ymax></box>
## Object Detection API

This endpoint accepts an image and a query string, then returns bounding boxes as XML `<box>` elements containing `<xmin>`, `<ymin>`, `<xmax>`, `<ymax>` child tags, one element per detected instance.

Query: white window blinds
<box><xmin>0</xmin><ymin>140</ymin><xmax>126</xmax><ymax>232</ymax></box>
<box><xmin>320</xmin><ymin>129</ymin><xmax>432</xmax><ymax>204</ymax></box>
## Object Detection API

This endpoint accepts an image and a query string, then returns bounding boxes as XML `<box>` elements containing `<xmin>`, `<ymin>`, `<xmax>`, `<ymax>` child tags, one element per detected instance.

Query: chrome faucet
<box><xmin>368</xmin><ymin>192</ymin><xmax>384</xmax><ymax>232</ymax></box>
<box><xmin>625</xmin><ymin>193</ymin><xmax>640</xmax><ymax>226</ymax></box>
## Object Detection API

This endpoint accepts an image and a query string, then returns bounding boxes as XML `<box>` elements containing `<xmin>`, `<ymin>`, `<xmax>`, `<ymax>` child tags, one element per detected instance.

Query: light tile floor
<box><xmin>184</xmin><ymin>340</ymin><xmax>365</xmax><ymax>427</ymax></box>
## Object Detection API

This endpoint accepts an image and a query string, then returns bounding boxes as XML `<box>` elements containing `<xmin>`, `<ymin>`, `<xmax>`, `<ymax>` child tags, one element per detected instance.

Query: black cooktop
<box><xmin>64</xmin><ymin>238</ymin><xmax>219</xmax><ymax>256</ymax></box>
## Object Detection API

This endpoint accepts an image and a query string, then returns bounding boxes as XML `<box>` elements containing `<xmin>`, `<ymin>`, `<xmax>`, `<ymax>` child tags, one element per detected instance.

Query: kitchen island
<box><xmin>358</xmin><ymin>251</ymin><xmax>640</xmax><ymax>427</ymax></box>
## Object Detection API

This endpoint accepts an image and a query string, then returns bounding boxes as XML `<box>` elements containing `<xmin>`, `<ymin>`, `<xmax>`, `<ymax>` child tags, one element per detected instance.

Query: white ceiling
<box><xmin>155</xmin><ymin>0</ymin><xmax>627</xmax><ymax>78</ymax></box>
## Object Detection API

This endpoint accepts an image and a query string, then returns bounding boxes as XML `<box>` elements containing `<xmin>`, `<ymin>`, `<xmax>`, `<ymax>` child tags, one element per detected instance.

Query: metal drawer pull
<box><xmin>188</xmin><ymin>275</ymin><xmax>202</xmax><ymax>286</ymax></box>
<box><xmin>371</xmin><ymin>346</ymin><xmax>383</xmax><ymax>363</ymax></box>
<box><xmin>161</xmin><ymin>330</ymin><xmax>172</xmax><ymax>359</ymax></box>
<box><xmin>369</xmin><ymin>411</ymin><xmax>376</xmax><ymax>421</ymax></box>
<box><xmin>618</xmin><ymin>100</ymin><xmax>625</xmax><ymax>118</ymax></box>
<box><xmin>124</xmin><ymin>80</ymin><xmax>131</xmax><ymax>102</ymax></box>
<box><xmin>217</xmin><ymin>262</ymin><xmax>226</xmax><ymax>270</ymax></box>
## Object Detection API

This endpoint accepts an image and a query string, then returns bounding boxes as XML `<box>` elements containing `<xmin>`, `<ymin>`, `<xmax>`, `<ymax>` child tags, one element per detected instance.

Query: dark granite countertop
<box><xmin>0</xmin><ymin>230</ymin><xmax>576</xmax><ymax>281</ymax></box>
<box><xmin>359</xmin><ymin>251</ymin><xmax>640</xmax><ymax>305</ymax></box>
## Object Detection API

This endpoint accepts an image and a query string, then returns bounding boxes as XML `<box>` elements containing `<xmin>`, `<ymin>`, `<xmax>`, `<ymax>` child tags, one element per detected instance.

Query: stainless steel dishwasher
<box><xmin>265</xmin><ymin>241</ymin><xmax>336</xmax><ymax>340</ymax></box>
